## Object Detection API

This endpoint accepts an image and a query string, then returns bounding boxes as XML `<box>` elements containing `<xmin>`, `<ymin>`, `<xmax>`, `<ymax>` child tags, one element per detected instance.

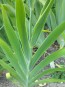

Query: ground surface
<box><xmin>0</xmin><ymin>76</ymin><xmax>65</xmax><ymax>87</ymax></box>
<box><xmin>0</xmin><ymin>76</ymin><xmax>20</xmax><ymax>87</ymax></box>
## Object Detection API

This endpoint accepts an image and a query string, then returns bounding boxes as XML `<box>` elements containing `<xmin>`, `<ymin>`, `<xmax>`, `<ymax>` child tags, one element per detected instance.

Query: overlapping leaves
<box><xmin>0</xmin><ymin>0</ymin><xmax>65</xmax><ymax>87</ymax></box>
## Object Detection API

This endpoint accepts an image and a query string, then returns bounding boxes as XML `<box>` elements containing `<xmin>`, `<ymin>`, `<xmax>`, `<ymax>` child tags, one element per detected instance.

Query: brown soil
<box><xmin>0</xmin><ymin>76</ymin><xmax>65</xmax><ymax>87</ymax></box>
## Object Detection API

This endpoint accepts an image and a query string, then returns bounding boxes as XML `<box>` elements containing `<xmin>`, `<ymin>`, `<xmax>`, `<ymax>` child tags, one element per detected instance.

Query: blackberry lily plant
<box><xmin>0</xmin><ymin>0</ymin><xmax>65</xmax><ymax>87</ymax></box>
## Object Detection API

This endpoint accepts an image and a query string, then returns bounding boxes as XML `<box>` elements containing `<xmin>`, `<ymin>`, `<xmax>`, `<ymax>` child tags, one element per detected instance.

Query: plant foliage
<box><xmin>0</xmin><ymin>0</ymin><xmax>65</xmax><ymax>87</ymax></box>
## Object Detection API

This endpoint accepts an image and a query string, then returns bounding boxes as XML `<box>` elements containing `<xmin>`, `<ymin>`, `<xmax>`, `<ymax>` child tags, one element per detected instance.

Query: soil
<box><xmin>0</xmin><ymin>76</ymin><xmax>65</xmax><ymax>87</ymax></box>
<box><xmin>0</xmin><ymin>76</ymin><xmax>20</xmax><ymax>87</ymax></box>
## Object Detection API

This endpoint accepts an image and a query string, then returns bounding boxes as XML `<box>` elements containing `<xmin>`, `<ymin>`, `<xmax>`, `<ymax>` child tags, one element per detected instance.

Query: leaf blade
<box><xmin>30</xmin><ymin>68</ymin><xmax>65</xmax><ymax>83</ymax></box>
<box><xmin>0</xmin><ymin>39</ymin><xmax>26</xmax><ymax>82</ymax></box>
<box><xmin>31</xmin><ymin>0</ymin><xmax>54</xmax><ymax>46</ymax></box>
<box><xmin>30</xmin><ymin>22</ymin><xmax>65</xmax><ymax>68</ymax></box>
<box><xmin>30</xmin><ymin>48</ymin><xmax>65</xmax><ymax>77</ymax></box>
<box><xmin>16</xmin><ymin>0</ymin><xmax>31</xmax><ymax>60</ymax></box>
<box><xmin>1</xmin><ymin>5</ymin><xmax>27</xmax><ymax>73</ymax></box>
<box><xmin>32</xmin><ymin>78</ymin><xmax>65</xmax><ymax>87</ymax></box>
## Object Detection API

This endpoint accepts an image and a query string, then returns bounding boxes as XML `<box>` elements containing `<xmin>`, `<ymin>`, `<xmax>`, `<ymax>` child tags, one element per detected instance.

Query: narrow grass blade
<box><xmin>40</xmin><ymin>0</ymin><xmax>50</xmax><ymax>15</ymax></box>
<box><xmin>32</xmin><ymin>78</ymin><xmax>65</xmax><ymax>87</ymax></box>
<box><xmin>1</xmin><ymin>5</ymin><xmax>27</xmax><ymax>72</ymax></box>
<box><xmin>1</xmin><ymin>5</ymin><xmax>20</xmax><ymax>58</ymax></box>
<box><xmin>3</xmin><ymin>4</ymin><xmax>15</xmax><ymax>17</ymax></box>
<box><xmin>30</xmin><ymin>0</ymin><xmax>36</xmax><ymax>8</ymax></box>
<box><xmin>30</xmin><ymin>22</ymin><xmax>65</xmax><ymax>68</ymax></box>
<box><xmin>0</xmin><ymin>39</ymin><xmax>26</xmax><ymax>82</ymax></box>
<box><xmin>30</xmin><ymin>68</ymin><xmax>65</xmax><ymax>83</ymax></box>
<box><xmin>16</xmin><ymin>0</ymin><xmax>31</xmax><ymax>60</ymax></box>
<box><xmin>34</xmin><ymin>1</ymin><xmax>42</xmax><ymax>18</ymax></box>
<box><xmin>0</xmin><ymin>39</ymin><xmax>18</xmax><ymax>66</ymax></box>
<box><xmin>30</xmin><ymin>48</ymin><xmax>65</xmax><ymax>77</ymax></box>
<box><xmin>0</xmin><ymin>51</ymin><xmax>4</xmax><ymax>58</ymax></box>
<box><xmin>31</xmin><ymin>0</ymin><xmax>54</xmax><ymax>46</ymax></box>
<box><xmin>49</xmin><ymin>10</ymin><xmax>57</xmax><ymax>30</ymax></box>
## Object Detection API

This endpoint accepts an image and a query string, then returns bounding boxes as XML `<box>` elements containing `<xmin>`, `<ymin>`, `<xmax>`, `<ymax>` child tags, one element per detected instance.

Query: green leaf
<box><xmin>30</xmin><ymin>68</ymin><xmax>65</xmax><ymax>83</ymax></box>
<box><xmin>35</xmin><ymin>1</ymin><xmax>42</xmax><ymax>18</ymax></box>
<box><xmin>32</xmin><ymin>78</ymin><xmax>65</xmax><ymax>87</ymax></box>
<box><xmin>40</xmin><ymin>0</ymin><xmax>50</xmax><ymax>15</ymax></box>
<box><xmin>0</xmin><ymin>39</ymin><xmax>26</xmax><ymax>83</ymax></box>
<box><xmin>16</xmin><ymin>0</ymin><xmax>31</xmax><ymax>60</ymax></box>
<box><xmin>1</xmin><ymin>5</ymin><xmax>20</xmax><ymax>60</ymax></box>
<box><xmin>0</xmin><ymin>60</ymin><xmax>24</xmax><ymax>86</ymax></box>
<box><xmin>0</xmin><ymin>51</ymin><xmax>4</xmax><ymax>58</ymax></box>
<box><xmin>3</xmin><ymin>4</ymin><xmax>15</xmax><ymax>17</ymax></box>
<box><xmin>30</xmin><ymin>22</ymin><xmax>65</xmax><ymax>69</ymax></box>
<box><xmin>29</xmin><ymin>0</ymin><xmax>36</xmax><ymax>8</ymax></box>
<box><xmin>1</xmin><ymin>5</ymin><xmax>27</xmax><ymax>73</ymax></box>
<box><xmin>31</xmin><ymin>0</ymin><xmax>54</xmax><ymax>46</ymax></box>
<box><xmin>0</xmin><ymin>60</ymin><xmax>19</xmax><ymax>80</ymax></box>
<box><xmin>30</xmin><ymin>48</ymin><xmax>65</xmax><ymax>77</ymax></box>
<box><xmin>49</xmin><ymin>10</ymin><xmax>57</xmax><ymax>30</ymax></box>
<box><xmin>55</xmin><ymin>0</ymin><xmax>65</xmax><ymax>24</ymax></box>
